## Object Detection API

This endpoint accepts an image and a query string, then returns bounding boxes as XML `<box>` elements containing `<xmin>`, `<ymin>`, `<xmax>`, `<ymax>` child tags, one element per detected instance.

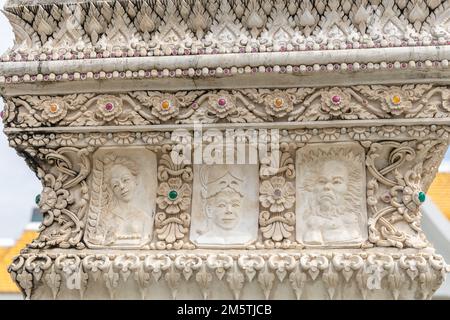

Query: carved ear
<box><xmin>205</xmin><ymin>204</ymin><xmax>213</xmax><ymax>219</ymax></box>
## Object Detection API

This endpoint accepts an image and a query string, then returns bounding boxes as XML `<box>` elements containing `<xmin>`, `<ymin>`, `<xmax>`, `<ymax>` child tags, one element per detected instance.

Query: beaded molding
<box><xmin>0</xmin><ymin>59</ymin><xmax>449</xmax><ymax>84</ymax></box>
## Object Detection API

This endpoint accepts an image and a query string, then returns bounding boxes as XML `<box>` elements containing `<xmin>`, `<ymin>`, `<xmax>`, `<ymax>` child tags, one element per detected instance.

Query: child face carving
<box><xmin>207</xmin><ymin>191</ymin><xmax>242</xmax><ymax>230</ymax></box>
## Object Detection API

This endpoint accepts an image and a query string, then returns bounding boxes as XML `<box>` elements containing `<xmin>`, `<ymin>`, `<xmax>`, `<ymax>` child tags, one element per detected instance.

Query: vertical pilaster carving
<box><xmin>258</xmin><ymin>141</ymin><xmax>296</xmax><ymax>247</ymax></box>
<box><xmin>155</xmin><ymin>145</ymin><xmax>194</xmax><ymax>249</ymax></box>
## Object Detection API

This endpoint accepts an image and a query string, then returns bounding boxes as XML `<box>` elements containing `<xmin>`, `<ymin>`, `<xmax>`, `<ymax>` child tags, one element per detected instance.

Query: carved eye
<box><xmin>232</xmin><ymin>202</ymin><xmax>240</xmax><ymax>208</ymax></box>
<box><xmin>318</xmin><ymin>178</ymin><xmax>327</xmax><ymax>184</ymax></box>
<box><xmin>333</xmin><ymin>177</ymin><xmax>343</xmax><ymax>184</ymax></box>
<box><xmin>218</xmin><ymin>203</ymin><xmax>226</xmax><ymax>208</ymax></box>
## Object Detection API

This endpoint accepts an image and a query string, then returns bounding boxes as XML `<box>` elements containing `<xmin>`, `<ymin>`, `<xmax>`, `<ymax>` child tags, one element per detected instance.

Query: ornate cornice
<box><xmin>2</xmin><ymin>0</ymin><xmax>450</xmax><ymax>61</ymax></box>
<box><xmin>1</xmin><ymin>0</ymin><xmax>450</xmax><ymax>88</ymax></box>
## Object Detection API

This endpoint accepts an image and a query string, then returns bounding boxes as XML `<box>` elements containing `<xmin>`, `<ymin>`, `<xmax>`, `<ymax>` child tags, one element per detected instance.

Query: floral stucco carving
<box><xmin>154</xmin><ymin>148</ymin><xmax>194</xmax><ymax>249</ymax></box>
<box><xmin>3</xmin><ymin>85</ymin><xmax>450</xmax><ymax>128</ymax></box>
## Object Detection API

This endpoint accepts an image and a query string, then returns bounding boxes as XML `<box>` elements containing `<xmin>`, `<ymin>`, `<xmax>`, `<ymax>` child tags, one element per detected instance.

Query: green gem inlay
<box><xmin>418</xmin><ymin>191</ymin><xmax>426</xmax><ymax>203</ymax></box>
<box><xmin>35</xmin><ymin>194</ymin><xmax>41</xmax><ymax>205</ymax></box>
<box><xmin>168</xmin><ymin>190</ymin><xmax>178</xmax><ymax>200</ymax></box>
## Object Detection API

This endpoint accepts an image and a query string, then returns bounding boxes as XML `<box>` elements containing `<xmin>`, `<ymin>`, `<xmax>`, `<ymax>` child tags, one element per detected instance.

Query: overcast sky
<box><xmin>0</xmin><ymin>0</ymin><xmax>42</xmax><ymax>240</ymax></box>
<box><xmin>0</xmin><ymin>0</ymin><xmax>449</xmax><ymax>241</ymax></box>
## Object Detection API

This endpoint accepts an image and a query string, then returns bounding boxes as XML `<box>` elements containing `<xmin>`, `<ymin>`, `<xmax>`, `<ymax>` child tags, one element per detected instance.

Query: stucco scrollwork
<box><xmin>31</xmin><ymin>147</ymin><xmax>92</xmax><ymax>249</ymax></box>
<box><xmin>366</xmin><ymin>140</ymin><xmax>448</xmax><ymax>248</ymax></box>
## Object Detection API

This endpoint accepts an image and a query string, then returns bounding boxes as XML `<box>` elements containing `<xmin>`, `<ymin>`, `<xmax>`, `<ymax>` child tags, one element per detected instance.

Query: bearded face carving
<box><xmin>315</xmin><ymin>161</ymin><xmax>349</xmax><ymax>213</ymax></box>
<box><xmin>296</xmin><ymin>144</ymin><xmax>367</xmax><ymax>246</ymax></box>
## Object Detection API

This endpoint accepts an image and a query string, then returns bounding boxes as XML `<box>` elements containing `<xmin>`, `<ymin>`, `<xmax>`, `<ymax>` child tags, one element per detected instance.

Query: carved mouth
<box><xmin>320</xmin><ymin>194</ymin><xmax>335</xmax><ymax>201</ymax></box>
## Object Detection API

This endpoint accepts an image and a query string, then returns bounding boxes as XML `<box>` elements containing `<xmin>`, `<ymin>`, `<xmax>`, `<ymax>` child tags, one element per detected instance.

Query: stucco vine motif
<box><xmin>366</xmin><ymin>140</ymin><xmax>448</xmax><ymax>248</ymax></box>
<box><xmin>32</xmin><ymin>147</ymin><xmax>92</xmax><ymax>249</ymax></box>
<box><xmin>8</xmin><ymin>252</ymin><xmax>448</xmax><ymax>300</ymax></box>
<box><xmin>3</xmin><ymin>0</ymin><xmax>450</xmax><ymax>61</ymax></box>
<box><xmin>4</xmin><ymin>85</ymin><xmax>450</xmax><ymax>128</ymax></box>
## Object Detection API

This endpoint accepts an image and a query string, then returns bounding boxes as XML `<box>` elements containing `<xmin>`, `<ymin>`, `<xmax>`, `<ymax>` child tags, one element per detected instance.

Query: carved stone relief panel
<box><xmin>190</xmin><ymin>164</ymin><xmax>259</xmax><ymax>247</ymax></box>
<box><xmin>296</xmin><ymin>143</ymin><xmax>367</xmax><ymax>246</ymax></box>
<box><xmin>84</xmin><ymin>147</ymin><xmax>157</xmax><ymax>248</ymax></box>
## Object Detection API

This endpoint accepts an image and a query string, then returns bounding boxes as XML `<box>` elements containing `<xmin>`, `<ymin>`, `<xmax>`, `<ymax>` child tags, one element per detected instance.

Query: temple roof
<box><xmin>0</xmin><ymin>231</ymin><xmax>38</xmax><ymax>294</ymax></box>
<box><xmin>428</xmin><ymin>172</ymin><xmax>450</xmax><ymax>220</ymax></box>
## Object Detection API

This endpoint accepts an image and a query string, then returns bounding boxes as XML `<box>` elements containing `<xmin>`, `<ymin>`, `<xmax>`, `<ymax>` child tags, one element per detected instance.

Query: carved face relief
<box><xmin>190</xmin><ymin>164</ymin><xmax>259</xmax><ymax>247</ymax></box>
<box><xmin>296</xmin><ymin>143</ymin><xmax>368</xmax><ymax>246</ymax></box>
<box><xmin>314</xmin><ymin>160</ymin><xmax>349</xmax><ymax>212</ymax></box>
<box><xmin>84</xmin><ymin>147</ymin><xmax>157</xmax><ymax>248</ymax></box>
<box><xmin>206</xmin><ymin>190</ymin><xmax>242</xmax><ymax>230</ymax></box>
<box><xmin>109</xmin><ymin>164</ymin><xmax>137</xmax><ymax>203</ymax></box>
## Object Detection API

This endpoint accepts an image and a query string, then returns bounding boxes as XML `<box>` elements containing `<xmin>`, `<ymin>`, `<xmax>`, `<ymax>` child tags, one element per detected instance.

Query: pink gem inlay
<box><xmin>105</xmin><ymin>103</ymin><xmax>114</xmax><ymax>111</ymax></box>
<box><xmin>218</xmin><ymin>98</ymin><xmax>227</xmax><ymax>106</ymax></box>
<box><xmin>331</xmin><ymin>95</ymin><xmax>341</xmax><ymax>105</ymax></box>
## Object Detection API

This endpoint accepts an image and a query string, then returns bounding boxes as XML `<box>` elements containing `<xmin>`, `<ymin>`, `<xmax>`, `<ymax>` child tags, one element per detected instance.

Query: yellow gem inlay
<box><xmin>274</xmin><ymin>98</ymin><xmax>284</xmax><ymax>108</ymax></box>
<box><xmin>391</xmin><ymin>95</ymin><xmax>401</xmax><ymax>105</ymax></box>
<box><xmin>161</xmin><ymin>100</ymin><xmax>171</xmax><ymax>110</ymax></box>
<box><xmin>49</xmin><ymin>103</ymin><xmax>59</xmax><ymax>113</ymax></box>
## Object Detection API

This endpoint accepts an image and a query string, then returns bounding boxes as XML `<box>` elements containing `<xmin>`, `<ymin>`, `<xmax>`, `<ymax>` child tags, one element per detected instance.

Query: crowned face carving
<box><xmin>296</xmin><ymin>144</ymin><xmax>367</xmax><ymax>246</ymax></box>
<box><xmin>84</xmin><ymin>148</ymin><xmax>157</xmax><ymax>248</ymax></box>
<box><xmin>190</xmin><ymin>164</ymin><xmax>259</xmax><ymax>247</ymax></box>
